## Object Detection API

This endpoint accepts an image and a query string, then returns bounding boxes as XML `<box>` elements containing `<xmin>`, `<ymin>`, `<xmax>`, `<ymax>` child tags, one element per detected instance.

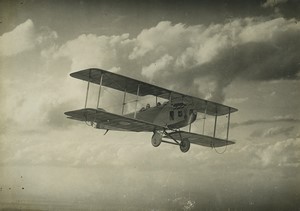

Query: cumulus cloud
<box><xmin>54</xmin><ymin>33</ymin><xmax>134</xmax><ymax>71</ymax></box>
<box><xmin>50</xmin><ymin>18</ymin><xmax>300</xmax><ymax>103</ymax></box>
<box><xmin>262</xmin><ymin>0</ymin><xmax>288</xmax><ymax>8</ymax></box>
<box><xmin>0</xmin><ymin>19</ymin><xmax>35</xmax><ymax>56</ymax></box>
<box><xmin>36</xmin><ymin>26</ymin><xmax>58</xmax><ymax>46</ymax></box>
<box><xmin>251</xmin><ymin>126</ymin><xmax>294</xmax><ymax>138</ymax></box>
<box><xmin>1</xmin><ymin>80</ymin><xmax>69</xmax><ymax>131</ymax></box>
<box><xmin>129</xmin><ymin>22</ymin><xmax>192</xmax><ymax>60</ymax></box>
<box><xmin>225</xmin><ymin>97</ymin><xmax>249</xmax><ymax>104</ymax></box>
<box><xmin>128</xmin><ymin>20</ymin><xmax>231</xmax><ymax>68</ymax></box>
<box><xmin>50</xmin><ymin>18</ymin><xmax>300</xmax><ymax>104</ymax></box>
<box><xmin>259</xmin><ymin>138</ymin><xmax>300</xmax><ymax>167</ymax></box>
<box><xmin>232</xmin><ymin>136</ymin><xmax>300</xmax><ymax>170</ymax></box>
<box><xmin>232</xmin><ymin>115</ymin><xmax>300</xmax><ymax>128</ymax></box>
<box><xmin>1</xmin><ymin>9</ymin><xmax>300</xmax><ymax>210</ymax></box>
<box><xmin>0</xmin><ymin>19</ymin><xmax>58</xmax><ymax>57</ymax></box>
<box><xmin>141</xmin><ymin>54</ymin><xmax>173</xmax><ymax>79</ymax></box>
<box><xmin>146</xmin><ymin>20</ymin><xmax>293</xmax><ymax>98</ymax></box>
<box><xmin>2</xmin><ymin>17</ymin><xmax>300</xmax><ymax>135</ymax></box>
<box><xmin>2</xmin><ymin>126</ymin><xmax>299</xmax><ymax>208</ymax></box>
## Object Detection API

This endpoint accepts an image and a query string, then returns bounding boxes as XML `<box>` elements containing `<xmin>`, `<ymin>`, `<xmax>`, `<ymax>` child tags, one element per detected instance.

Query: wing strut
<box><xmin>121</xmin><ymin>89</ymin><xmax>127</xmax><ymax>115</ymax></box>
<box><xmin>84</xmin><ymin>70</ymin><xmax>91</xmax><ymax>108</ymax></box>
<box><xmin>96</xmin><ymin>73</ymin><xmax>104</xmax><ymax>109</ymax></box>
<box><xmin>213</xmin><ymin>109</ymin><xmax>218</xmax><ymax>138</ymax></box>
<box><xmin>202</xmin><ymin>101</ymin><xmax>207</xmax><ymax>135</ymax></box>
<box><xmin>104</xmin><ymin>129</ymin><xmax>109</xmax><ymax>135</ymax></box>
<box><xmin>226</xmin><ymin>108</ymin><xmax>231</xmax><ymax>140</ymax></box>
<box><xmin>134</xmin><ymin>84</ymin><xmax>140</xmax><ymax>119</ymax></box>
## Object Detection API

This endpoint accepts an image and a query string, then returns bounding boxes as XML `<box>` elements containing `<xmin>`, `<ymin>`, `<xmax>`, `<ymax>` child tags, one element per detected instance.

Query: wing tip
<box><xmin>230</xmin><ymin>107</ymin><xmax>238</xmax><ymax>113</ymax></box>
<box><xmin>64</xmin><ymin>111</ymin><xmax>73</xmax><ymax>116</ymax></box>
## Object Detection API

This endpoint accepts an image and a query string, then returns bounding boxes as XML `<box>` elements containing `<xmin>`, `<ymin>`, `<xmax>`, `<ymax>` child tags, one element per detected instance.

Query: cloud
<box><xmin>54</xmin><ymin>33</ymin><xmax>134</xmax><ymax>71</ymax></box>
<box><xmin>141</xmin><ymin>54</ymin><xmax>173</xmax><ymax>79</ymax></box>
<box><xmin>129</xmin><ymin>22</ymin><xmax>191</xmax><ymax>60</ymax></box>
<box><xmin>36</xmin><ymin>26</ymin><xmax>58</xmax><ymax>46</ymax></box>
<box><xmin>50</xmin><ymin>18</ymin><xmax>300</xmax><ymax>103</ymax></box>
<box><xmin>225</xmin><ymin>97</ymin><xmax>248</xmax><ymax>104</ymax></box>
<box><xmin>0</xmin><ymin>19</ymin><xmax>58</xmax><ymax>57</ymax></box>
<box><xmin>251</xmin><ymin>126</ymin><xmax>294</xmax><ymax>138</ymax></box>
<box><xmin>261</xmin><ymin>0</ymin><xmax>300</xmax><ymax>20</ymax></box>
<box><xmin>0</xmin><ymin>70</ymin><xmax>82</xmax><ymax>133</ymax></box>
<box><xmin>232</xmin><ymin>115</ymin><xmax>300</xmax><ymax>128</ymax></box>
<box><xmin>2</xmin><ymin>127</ymin><xmax>299</xmax><ymax>209</ymax></box>
<box><xmin>0</xmin><ymin>19</ymin><xmax>35</xmax><ymax>56</ymax></box>
<box><xmin>131</xmin><ymin>18</ymin><xmax>300</xmax><ymax>102</ymax></box>
<box><xmin>229</xmin><ymin>136</ymin><xmax>300</xmax><ymax>170</ymax></box>
<box><xmin>2</xmin><ymin>18</ymin><xmax>299</xmax><ymax>136</ymax></box>
<box><xmin>262</xmin><ymin>0</ymin><xmax>288</xmax><ymax>8</ymax></box>
<box><xmin>1</xmin><ymin>11</ymin><xmax>300</xmax><ymax>210</ymax></box>
<box><xmin>259</xmin><ymin>137</ymin><xmax>300</xmax><ymax>167</ymax></box>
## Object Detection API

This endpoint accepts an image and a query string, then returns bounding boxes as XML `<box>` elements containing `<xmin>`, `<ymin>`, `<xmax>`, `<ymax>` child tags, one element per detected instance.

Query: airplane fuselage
<box><xmin>125</xmin><ymin>102</ymin><xmax>197</xmax><ymax>129</ymax></box>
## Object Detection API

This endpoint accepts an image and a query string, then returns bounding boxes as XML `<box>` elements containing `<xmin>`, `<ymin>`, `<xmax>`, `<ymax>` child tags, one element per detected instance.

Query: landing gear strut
<box><xmin>150</xmin><ymin>130</ymin><xmax>191</xmax><ymax>153</ymax></box>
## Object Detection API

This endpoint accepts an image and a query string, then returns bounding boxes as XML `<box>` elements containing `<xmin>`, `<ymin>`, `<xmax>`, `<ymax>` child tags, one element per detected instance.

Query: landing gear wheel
<box><xmin>151</xmin><ymin>131</ymin><xmax>162</xmax><ymax>147</ymax></box>
<box><xmin>180</xmin><ymin>139</ymin><xmax>190</xmax><ymax>153</ymax></box>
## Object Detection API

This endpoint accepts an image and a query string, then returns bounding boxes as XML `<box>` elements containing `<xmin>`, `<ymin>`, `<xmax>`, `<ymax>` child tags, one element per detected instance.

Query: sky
<box><xmin>0</xmin><ymin>0</ymin><xmax>300</xmax><ymax>210</ymax></box>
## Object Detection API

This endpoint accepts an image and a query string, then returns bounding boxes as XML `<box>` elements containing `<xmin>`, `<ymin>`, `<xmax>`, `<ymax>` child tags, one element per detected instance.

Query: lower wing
<box><xmin>65</xmin><ymin>108</ymin><xmax>165</xmax><ymax>132</ymax></box>
<box><xmin>164</xmin><ymin>131</ymin><xmax>235</xmax><ymax>148</ymax></box>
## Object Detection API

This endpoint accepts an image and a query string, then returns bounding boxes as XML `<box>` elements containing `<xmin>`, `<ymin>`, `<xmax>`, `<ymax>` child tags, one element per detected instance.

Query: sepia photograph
<box><xmin>0</xmin><ymin>0</ymin><xmax>299</xmax><ymax>210</ymax></box>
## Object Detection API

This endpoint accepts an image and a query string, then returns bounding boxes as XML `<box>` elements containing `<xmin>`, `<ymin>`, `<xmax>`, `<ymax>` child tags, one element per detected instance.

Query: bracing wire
<box><xmin>101</xmin><ymin>86</ymin><xmax>155</xmax><ymax>109</ymax></box>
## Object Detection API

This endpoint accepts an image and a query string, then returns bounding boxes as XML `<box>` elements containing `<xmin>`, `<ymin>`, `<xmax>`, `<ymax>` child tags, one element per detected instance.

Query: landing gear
<box><xmin>151</xmin><ymin>131</ymin><xmax>162</xmax><ymax>147</ymax></box>
<box><xmin>151</xmin><ymin>130</ymin><xmax>191</xmax><ymax>153</ymax></box>
<box><xmin>180</xmin><ymin>139</ymin><xmax>190</xmax><ymax>153</ymax></box>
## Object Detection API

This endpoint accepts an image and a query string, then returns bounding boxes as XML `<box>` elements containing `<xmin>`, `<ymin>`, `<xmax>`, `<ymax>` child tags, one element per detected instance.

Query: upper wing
<box><xmin>164</xmin><ymin>131</ymin><xmax>235</xmax><ymax>148</ymax></box>
<box><xmin>70</xmin><ymin>68</ymin><xmax>237</xmax><ymax>116</ymax></box>
<box><xmin>70</xmin><ymin>68</ymin><xmax>170</xmax><ymax>98</ymax></box>
<box><xmin>65</xmin><ymin>108</ymin><xmax>165</xmax><ymax>132</ymax></box>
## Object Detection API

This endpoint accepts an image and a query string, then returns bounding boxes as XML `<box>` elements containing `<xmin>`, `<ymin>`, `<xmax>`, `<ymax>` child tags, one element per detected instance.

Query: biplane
<box><xmin>65</xmin><ymin>68</ymin><xmax>238</xmax><ymax>153</ymax></box>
